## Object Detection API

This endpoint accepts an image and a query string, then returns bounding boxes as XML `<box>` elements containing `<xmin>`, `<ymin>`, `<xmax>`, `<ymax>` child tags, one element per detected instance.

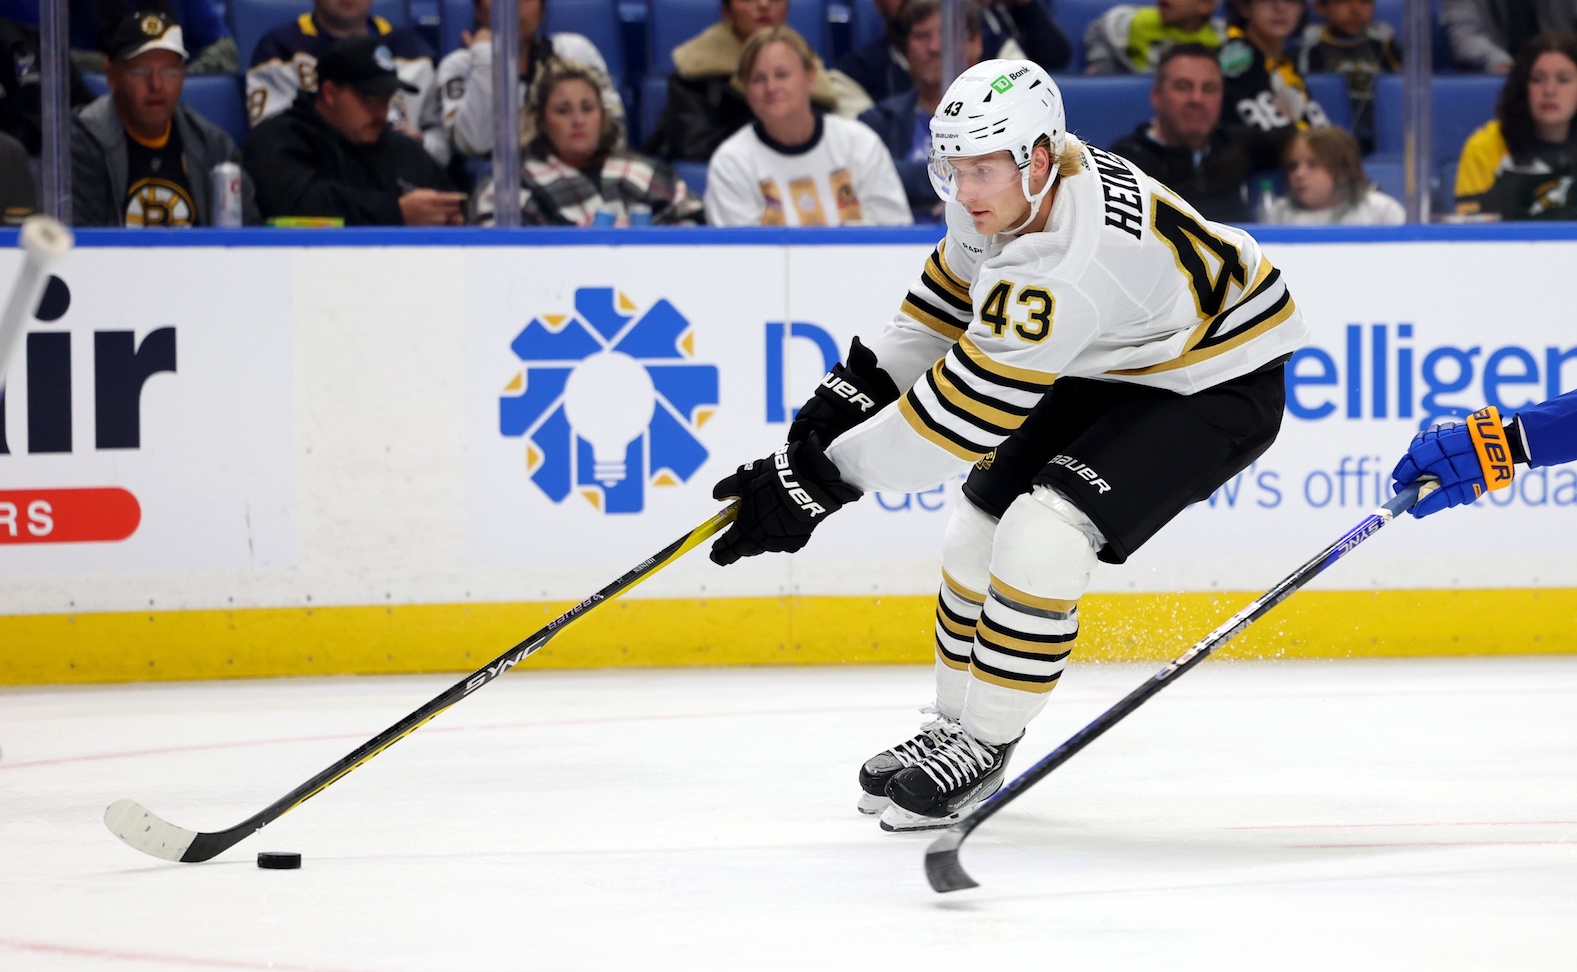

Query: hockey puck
<box><xmin>257</xmin><ymin>851</ymin><xmax>302</xmax><ymax>870</ymax></box>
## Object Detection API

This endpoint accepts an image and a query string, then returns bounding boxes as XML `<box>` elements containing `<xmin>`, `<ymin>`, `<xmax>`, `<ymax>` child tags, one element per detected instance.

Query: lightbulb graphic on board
<box><xmin>499</xmin><ymin>287</ymin><xmax>719</xmax><ymax>514</ymax></box>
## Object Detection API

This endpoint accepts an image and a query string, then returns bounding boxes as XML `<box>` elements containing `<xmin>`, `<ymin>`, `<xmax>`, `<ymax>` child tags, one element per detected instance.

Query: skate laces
<box><xmin>890</xmin><ymin>705</ymin><xmax>955</xmax><ymax>767</ymax></box>
<box><xmin>918</xmin><ymin>723</ymin><xmax>998</xmax><ymax>791</ymax></box>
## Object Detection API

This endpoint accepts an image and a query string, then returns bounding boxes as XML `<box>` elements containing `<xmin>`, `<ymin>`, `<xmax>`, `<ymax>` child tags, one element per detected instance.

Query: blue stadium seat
<box><xmin>1304</xmin><ymin>72</ymin><xmax>1352</xmax><ymax>132</ymax></box>
<box><xmin>673</xmin><ymin>159</ymin><xmax>709</xmax><ymax>199</ymax></box>
<box><xmin>80</xmin><ymin>73</ymin><xmax>249</xmax><ymax>147</ymax></box>
<box><xmin>849</xmin><ymin>0</ymin><xmax>885</xmax><ymax>51</ymax></box>
<box><xmin>545</xmin><ymin>0</ymin><xmax>628</xmax><ymax>86</ymax></box>
<box><xmin>640</xmin><ymin>72</ymin><xmax>669</xmax><ymax>145</ymax></box>
<box><xmin>441</xmin><ymin>0</ymin><xmax>474</xmax><ymax>55</ymax></box>
<box><xmin>1053</xmin><ymin>75</ymin><xmax>1153</xmax><ymax>150</ymax></box>
<box><xmin>1372</xmin><ymin>74</ymin><xmax>1501</xmax><ymax>164</ymax></box>
<box><xmin>231</xmin><ymin>0</ymin><xmax>409</xmax><ymax>67</ymax></box>
<box><xmin>647</xmin><ymin>0</ymin><xmax>829</xmax><ymax>76</ymax></box>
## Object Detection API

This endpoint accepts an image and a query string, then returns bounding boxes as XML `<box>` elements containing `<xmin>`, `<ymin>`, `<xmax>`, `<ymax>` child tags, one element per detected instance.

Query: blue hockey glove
<box><xmin>709</xmin><ymin>435</ymin><xmax>861</xmax><ymax>566</ymax></box>
<box><xmin>1391</xmin><ymin>405</ymin><xmax>1515</xmax><ymax>518</ymax></box>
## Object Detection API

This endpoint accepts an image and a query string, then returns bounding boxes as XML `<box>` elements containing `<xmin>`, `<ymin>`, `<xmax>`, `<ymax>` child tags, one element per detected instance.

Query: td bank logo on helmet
<box><xmin>991</xmin><ymin>75</ymin><xmax>1014</xmax><ymax>93</ymax></box>
<box><xmin>498</xmin><ymin>287</ymin><xmax>719</xmax><ymax>514</ymax></box>
<box><xmin>1050</xmin><ymin>454</ymin><xmax>1112</xmax><ymax>493</ymax></box>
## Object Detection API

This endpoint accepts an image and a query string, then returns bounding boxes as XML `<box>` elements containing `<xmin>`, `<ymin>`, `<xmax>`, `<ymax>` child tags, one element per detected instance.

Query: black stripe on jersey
<box><xmin>971</xmin><ymin>655</ymin><xmax>1065</xmax><ymax>686</ymax></box>
<box><xmin>922</xmin><ymin>369</ymin><xmax>1016</xmax><ymax>439</ymax></box>
<box><xmin>902</xmin><ymin>294</ymin><xmax>967</xmax><ymax>339</ymax></box>
<box><xmin>920</xmin><ymin>266</ymin><xmax>973</xmax><ymax>314</ymax></box>
<box><xmin>946</xmin><ymin>344</ymin><xmax>1052</xmax><ymax>395</ymax></box>
<box><xmin>903</xmin><ymin>388</ymin><xmax>993</xmax><ymax>456</ymax></box>
<box><xmin>936</xmin><ymin>358</ymin><xmax>1037</xmax><ymax>417</ymax></box>
<box><xmin>937</xmin><ymin>597</ymin><xmax>978</xmax><ymax>631</ymax></box>
<box><xmin>931</xmin><ymin>244</ymin><xmax>971</xmax><ymax>294</ymax></box>
<box><xmin>935</xmin><ymin>605</ymin><xmax>977</xmax><ymax>640</ymax></box>
<box><xmin>1196</xmin><ymin>285</ymin><xmax>1289</xmax><ymax>352</ymax></box>
<box><xmin>976</xmin><ymin>633</ymin><xmax>1074</xmax><ymax>664</ymax></box>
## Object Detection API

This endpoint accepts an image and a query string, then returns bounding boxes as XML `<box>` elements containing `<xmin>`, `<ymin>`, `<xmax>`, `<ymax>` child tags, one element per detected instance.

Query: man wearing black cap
<box><xmin>70</xmin><ymin>0</ymin><xmax>258</xmax><ymax>226</ymax></box>
<box><xmin>245</xmin><ymin>36</ymin><xmax>465</xmax><ymax>225</ymax></box>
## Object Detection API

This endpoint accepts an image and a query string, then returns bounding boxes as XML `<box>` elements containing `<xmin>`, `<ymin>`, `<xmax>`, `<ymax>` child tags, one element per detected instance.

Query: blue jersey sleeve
<box><xmin>1516</xmin><ymin>388</ymin><xmax>1577</xmax><ymax>468</ymax></box>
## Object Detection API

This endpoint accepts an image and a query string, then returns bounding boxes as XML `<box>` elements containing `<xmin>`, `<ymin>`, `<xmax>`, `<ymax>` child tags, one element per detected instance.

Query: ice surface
<box><xmin>3</xmin><ymin>658</ymin><xmax>1576</xmax><ymax>970</ymax></box>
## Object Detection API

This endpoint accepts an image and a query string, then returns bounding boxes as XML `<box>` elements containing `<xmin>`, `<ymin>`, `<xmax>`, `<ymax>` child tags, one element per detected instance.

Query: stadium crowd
<box><xmin>2</xmin><ymin>0</ymin><xmax>1574</xmax><ymax>226</ymax></box>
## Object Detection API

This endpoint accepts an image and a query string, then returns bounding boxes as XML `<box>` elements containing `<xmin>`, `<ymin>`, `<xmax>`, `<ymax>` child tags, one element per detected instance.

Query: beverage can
<box><xmin>211</xmin><ymin>162</ymin><xmax>243</xmax><ymax>228</ymax></box>
<box><xmin>628</xmin><ymin>204</ymin><xmax>652</xmax><ymax>226</ymax></box>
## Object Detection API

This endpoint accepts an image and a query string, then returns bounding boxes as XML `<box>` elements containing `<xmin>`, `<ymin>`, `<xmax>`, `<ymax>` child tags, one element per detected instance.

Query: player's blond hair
<box><xmin>1045</xmin><ymin>134</ymin><xmax>1086</xmax><ymax>180</ymax></box>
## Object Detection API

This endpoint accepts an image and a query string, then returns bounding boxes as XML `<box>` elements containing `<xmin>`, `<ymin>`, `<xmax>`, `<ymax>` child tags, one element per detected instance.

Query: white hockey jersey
<box><xmin>704</xmin><ymin>114</ymin><xmax>913</xmax><ymax>227</ymax></box>
<box><xmin>826</xmin><ymin>141</ymin><xmax>1308</xmax><ymax>494</ymax></box>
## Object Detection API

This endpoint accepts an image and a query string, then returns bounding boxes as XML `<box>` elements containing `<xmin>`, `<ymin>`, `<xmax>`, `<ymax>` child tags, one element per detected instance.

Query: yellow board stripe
<box><xmin>1</xmin><ymin>589</ymin><xmax>1575</xmax><ymax>684</ymax></box>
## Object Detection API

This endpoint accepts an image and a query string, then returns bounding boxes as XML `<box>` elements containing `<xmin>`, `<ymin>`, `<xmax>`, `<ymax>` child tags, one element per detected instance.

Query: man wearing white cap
<box><xmin>71</xmin><ymin>1</ymin><xmax>257</xmax><ymax>226</ymax></box>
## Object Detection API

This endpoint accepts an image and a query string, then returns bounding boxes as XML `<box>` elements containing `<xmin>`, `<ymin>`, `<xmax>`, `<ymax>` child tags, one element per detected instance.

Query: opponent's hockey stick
<box><xmin>1</xmin><ymin>216</ymin><xmax>74</xmax><ymax>381</ymax></box>
<box><xmin>105</xmin><ymin>504</ymin><xmax>737</xmax><ymax>862</ymax></box>
<box><xmin>924</xmin><ymin>481</ymin><xmax>1435</xmax><ymax>893</ymax></box>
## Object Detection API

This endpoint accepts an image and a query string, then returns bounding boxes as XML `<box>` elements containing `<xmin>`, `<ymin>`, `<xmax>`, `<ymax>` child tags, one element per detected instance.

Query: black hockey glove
<box><xmin>709</xmin><ymin>435</ymin><xmax>862</xmax><ymax>566</ymax></box>
<box><xmin>787</xmin><ymin>337</ymin><xmax>901</xmax><ymax>445</ymax></box>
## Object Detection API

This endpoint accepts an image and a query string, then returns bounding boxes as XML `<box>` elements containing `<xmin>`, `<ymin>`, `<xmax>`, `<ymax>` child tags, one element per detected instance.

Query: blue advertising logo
<box><xmin>499</xmin><ymin>288</ymin><xmax>719</xmax><ymax>514</ymax></box>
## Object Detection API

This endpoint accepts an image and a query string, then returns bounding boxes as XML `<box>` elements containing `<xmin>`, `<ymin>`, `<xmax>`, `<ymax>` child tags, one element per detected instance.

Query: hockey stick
<box><xmin>1</xmin><ymin>216</ymin><xmax>74</xmax><ymax>382</ymax></box>
<box><xmin>104</xmin><ymin>504</ymin><xmax>737</xmax><ymax>862</ymax></box>
<box><xmin>924</xmin><ymin>481</ymin><xmax>1435</xmax><ymax>893</ymax></box>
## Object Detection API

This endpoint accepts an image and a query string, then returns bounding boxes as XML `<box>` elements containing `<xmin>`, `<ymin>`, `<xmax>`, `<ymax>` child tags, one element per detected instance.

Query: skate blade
<box><xmin>878</xmin><ymin>803</ymin><xmax>969</xmax><ymax>833</ymax></box>
<box><xmin>857</xmin><ymin>791</ymin><xmax>889</xmax><ymax>815</ymax></box>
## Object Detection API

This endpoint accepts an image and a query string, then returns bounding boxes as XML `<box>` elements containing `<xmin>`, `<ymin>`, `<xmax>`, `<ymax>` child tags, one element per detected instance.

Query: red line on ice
<box><xmin>0</xmin><ymin>937</ymin><xmax>369</xmax><ymax>972</ymax></box>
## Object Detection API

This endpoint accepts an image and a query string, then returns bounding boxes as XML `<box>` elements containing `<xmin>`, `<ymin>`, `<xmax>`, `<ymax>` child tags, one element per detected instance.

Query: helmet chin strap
<box><xmin>1004</xmin><ymin>162</ymin><xmax>1057</xmax><ymax>235</ymax></box>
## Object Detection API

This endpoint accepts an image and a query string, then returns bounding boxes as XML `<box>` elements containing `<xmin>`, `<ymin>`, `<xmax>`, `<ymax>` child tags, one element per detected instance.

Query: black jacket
<box><xmin>641</xmin><ymin>72</ymin><xmax>753</xmax><ymax>163</ymax></box>
<box><xmin>857</xmin><ymin>91</ymin><xmax>940</xmax><ymax>223</ymax></box>
<box><xmin>244</xmin><ymin>91</ymin><xmax>456</xmax><ymax>225</ymax></box>
<box><xmin>1109</xmin><ymin>122</ymin><xmax>1281</xmax><ymax>226</ymax></box>
<box><xmin>0</xmin><ymin>16</ymin><xmax>94</xmax><ymax>155</ymax></box>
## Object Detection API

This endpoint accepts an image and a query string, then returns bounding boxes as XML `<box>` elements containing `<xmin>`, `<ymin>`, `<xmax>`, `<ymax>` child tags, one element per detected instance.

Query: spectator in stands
<box><xmin>1264</xmin><ymin>127</ymin><xmax>1403</xmax><ymax>223</ymax></box>
<box><xmin>706</xmin><ymin>26</ymin><xmax>911</xmax><ymax>225</ymax></box>
<box><xmin>0</xmin><ymin>15</ymin><xmax>95</xmax><ymax>156</ymax></box>
<box><xmin>71</xmin><ymin>1</ymin><xmax>258</xmax><ymax>226</ymax></box>
<box><xmin>840</xmin><ymin>0</ymin><xmax>1070</xmax><ymax>104</ymax></box>
<box><xmin>1111</xmin><ymin>44</ymin><xmax>1280</xmax><ymax>223</ymax></box>
<box><xmin>1296</xmin><ymin>0</ymin><xmax>1400</xmax><ymax>152</ymax></box>
<box><xmin>246</xmin><ymin>0</ymin><xmax>445</xmax><ymax>164</ymax></box>
<box><xmin>859</xmin><ymin>0</ymin><xmax>983</xmax><ymax>222</ymax></box>
<box><xmin>477</xmin><ymin>61</ymin><xmax>701</xmax><ymax>225</ymax></box>
<box><xmin>438</xmin><ymin>0</ymin><xmax>624</xmax><ymax>160</ymax></box>
<box><xmin>0</xmin><ymin>130</ymin><xmax>36</xmax><ymax>223</ymax></box>
<box><xmin>1444</xmin><ymin>0</ymin><xmax>1576</xmax><ymax>74</ymax></box>
<box><xmin>245</xmin><ymin>36</ymin><xmax>465</xmax><ymax>225</ymax></box>
<box><xmin>1218</xmin><ymin>0</ymin><xmax>1328</xmax><ymax>150</ymax></box>
<box><xmin>1456</xmin><ymin>31</ymin><xmax>1577</xmax><ymax>220</ymax></box>
<box><xmin>644</xmin><ymin>0</ymin><xmax>847</xmax><ymax>162</ymax></box>
<box><xmin>1083</xmin><ymin>0</ymin><xmax>1224</xmax><ymax>75</ymax></box>
<box><xmin>0</xmin><ymin>0</ymin><xmax>238</xmax><ymax>74</ymax></box>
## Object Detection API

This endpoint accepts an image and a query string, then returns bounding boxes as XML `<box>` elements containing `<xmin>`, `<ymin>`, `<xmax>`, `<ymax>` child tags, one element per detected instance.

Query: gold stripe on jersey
<box><xmin>900</xmin><ymin>294</ymin><xmax>967</xmax><ymax>340</ymax></box>
<box><xmin>936</xmin><ymin>600</ymin><xmax>978</xmax><ymax>639</ymax></box>
<box><xmin>989</xmin><ymin>575</ymin><xmax>1079</xmax><ymax>615</ymax></box>
<box><xmin>926</xmin><ymin>360</ymin><xmax>1034</xmax><ymax>433</ymax></box>
<box><xmin>925</xmin><ymin>249</ymin><xmax>972</xmax><ymax>309</ymax></box>
<box><xmin>1108</xmin><ymin>259</ymin><xmax>1295</xmax><ymax>377</ymax></box>
<box><xmin>976</xmin><ymin>614</ymin><xmax>1076</xmax><ymax>659</ymax></box>
<box><xmin>969</xmin><ymin>659</ymin><xmax>1063</xmax><ymax>693</ymax></box>
<box><xmin>956</xmin><ymin>336</ymin><xmax>1058</xmax><ymax>389</ymax></box>
<box><xmin>936</xmin><ymin>640</ymin><xmax>971</xmax><ymax>670</ymax></box>
<box><xmin>942</xmin><ymin>569</ymin><xmax>985</xmax><ymax>604</ymax></box>
<box><xmin>934</xmin><ymin>240</ymin><xmax>972</xmax><ymax>295</ymax></box>
<box><xmin>899</xmin><ymin>391</ymin><xmax>990</xmax><ymax>461</ymax></box>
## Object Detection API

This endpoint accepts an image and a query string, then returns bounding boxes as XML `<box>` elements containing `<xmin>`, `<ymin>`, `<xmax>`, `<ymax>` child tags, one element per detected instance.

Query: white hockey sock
<box><xmin>932</xmin><ymin>496</ymin><xmax>998</xmax><ymax>720</ymax></box>
<box><xmin>961</xmin><ymin>486</ymin><xmax>1102</xmax><ymax>745</ymax></box>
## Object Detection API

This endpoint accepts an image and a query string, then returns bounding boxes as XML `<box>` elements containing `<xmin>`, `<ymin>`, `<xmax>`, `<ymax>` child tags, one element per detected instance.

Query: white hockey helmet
<box><xmin>928</xmin><ymin>59</ymin><xmax>1067</xmax><ymax>231</ymax></box>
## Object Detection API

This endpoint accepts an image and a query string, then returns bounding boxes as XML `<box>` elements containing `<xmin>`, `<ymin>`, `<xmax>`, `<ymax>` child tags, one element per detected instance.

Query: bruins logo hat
<box><xmin>105</xmin><ymin>1</ymin><xmax>189</xmax><ymax>62</ymax></box>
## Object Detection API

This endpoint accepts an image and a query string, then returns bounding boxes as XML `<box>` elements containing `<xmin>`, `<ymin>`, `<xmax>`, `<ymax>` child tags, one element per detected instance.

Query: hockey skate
<box><xmin>856</xmin><ymin>706</ymin><xmax>957</xmax><ymax>815</ymax></box>
<box><xmin>878</xmin><ymin>723</ymin><xmax>1021</xmax><ymax>832</ymax></box>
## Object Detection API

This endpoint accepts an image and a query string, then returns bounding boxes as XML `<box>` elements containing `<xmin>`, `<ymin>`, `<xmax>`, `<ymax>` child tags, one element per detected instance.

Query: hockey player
<box><xmin>1391</xmin><ymin>391</ymin><xmax>1577</xmax><ymax>518</ymax></box>
<box><xmin>709</xmin><ymin>58</ymin><xmax>1309</xmax><ymax>832</ymax></box>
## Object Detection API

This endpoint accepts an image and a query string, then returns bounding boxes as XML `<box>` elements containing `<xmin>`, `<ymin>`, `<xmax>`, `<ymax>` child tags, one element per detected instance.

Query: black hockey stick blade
<box><xmin>104</xmin><ymin>504</ymin><xmax>737</xmax><ymax>863</ymax></box>
<box><xmin>922</xmin><ymin>482</ymin><xmax>1432</xmax><ymax>893</ymax></box>
<box><xmin>923</xmin><ymin>828</ymin><xmax>978</xmax><ymax>892</ymax></box>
